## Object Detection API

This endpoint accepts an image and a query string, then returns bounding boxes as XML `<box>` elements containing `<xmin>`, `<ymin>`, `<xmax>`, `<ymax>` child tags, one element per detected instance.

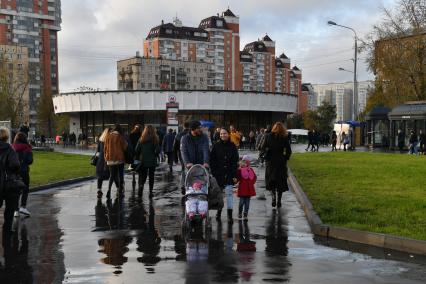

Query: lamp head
<box><xmin>338</xmin><ymin>67</ymin><xmax>345</xmax><ymax>71</ymax></box>
<box><xmin>327</xmin><ymin>20</ymin><xmax>337</xmax><ymax>26</ymax></box>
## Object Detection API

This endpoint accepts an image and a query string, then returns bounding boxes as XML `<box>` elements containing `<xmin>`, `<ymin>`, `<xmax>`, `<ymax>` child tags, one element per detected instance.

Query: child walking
<box><xmin>237</xmin><ymin>155</ymin><xmax>257</xmax><ymax>220</ymax></box>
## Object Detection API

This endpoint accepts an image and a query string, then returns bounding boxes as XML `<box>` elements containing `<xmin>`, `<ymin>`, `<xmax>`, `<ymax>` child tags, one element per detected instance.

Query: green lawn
<box><xmin>30</xmin><ymin>152</ymin><xmax>94</xmax><ymax>187</ymax></box>
<box><xmin>289</xmin><ymin>152</ymin><xmax>426</xmax><ymax>240</ymax></box>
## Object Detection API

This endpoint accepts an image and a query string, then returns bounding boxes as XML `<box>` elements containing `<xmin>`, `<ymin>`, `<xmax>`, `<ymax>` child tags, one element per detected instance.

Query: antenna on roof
<box><xmin>173</xmin><ymin>14</ymin><xmax>182</xmax><ymax>27</ymax></box>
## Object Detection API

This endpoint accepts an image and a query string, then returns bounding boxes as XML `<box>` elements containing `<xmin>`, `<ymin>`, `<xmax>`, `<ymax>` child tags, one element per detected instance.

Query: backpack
<box><xmin>0</xmin><ymin>148</ymin><xmax>11</xmax><ymax>206</ymax></box>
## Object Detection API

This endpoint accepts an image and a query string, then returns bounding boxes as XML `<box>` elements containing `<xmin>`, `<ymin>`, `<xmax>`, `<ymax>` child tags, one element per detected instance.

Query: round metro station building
<box><xmin>53</xmin><ymin>90</ymin><xmax>297</xmax><ymax>143</ymax></box>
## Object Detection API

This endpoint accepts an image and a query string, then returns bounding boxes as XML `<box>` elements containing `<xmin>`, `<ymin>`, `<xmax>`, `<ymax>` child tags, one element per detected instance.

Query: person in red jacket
<box><xmin>236</xmin><ymin>155</ymin><xmax>257</xmax><ymax>220</ymax></box>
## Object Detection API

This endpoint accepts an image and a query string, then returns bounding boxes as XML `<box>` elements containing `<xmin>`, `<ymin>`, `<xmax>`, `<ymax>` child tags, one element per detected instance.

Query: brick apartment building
<box><xmin>117</xmin><ymin>53</ymin><xmax>209</xmax><ymax>91</ymax></box>
<box><xmin>119</xmin><ymin>8</ymin><xmax>302</xmax><ymax>97</ymax></box>
<box><xmin>0</xmin><ymin>0</ymin><xmax>61</xmax><ymax>129</ymax></box>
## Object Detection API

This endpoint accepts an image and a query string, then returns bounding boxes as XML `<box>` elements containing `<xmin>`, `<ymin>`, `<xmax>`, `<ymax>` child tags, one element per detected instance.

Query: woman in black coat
<box><xmin>261</xmin><ymin>122</ymin><xmax>292</xmax><ymax>208</ymax></box>
<box><xmin>0</xmin><ymin>127</ymin><xmax>21</xmax><ymax>233</ymax></box>
<box><xmin>210</xmin><ymin>128</ymin><xmax>239</xmax><ymax>223</ymax></box>
<box><xmin>96</xmin><ymin>128</ymin><xmax>111</xmax><ymax>198</ymax></box>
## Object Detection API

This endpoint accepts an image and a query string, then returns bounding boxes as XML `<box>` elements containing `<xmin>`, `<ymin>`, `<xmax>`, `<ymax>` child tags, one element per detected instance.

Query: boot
<box><xmin>271</xmin><ymin>192</ymin><xmax>277</xmax><ymax>208</ymax></box>
<box><xmin>227</xmin><ymin>209</ymin><xmax>233</xmax><ymax>224</ymax></box>
<box><xmin>138</xmin><ymin>185</ymin><xmax>143</xmax><ymax>197</ymax></box>
<box><xmin>277</xmin><ymin>192</ymin><xmax>283</xmax><ymax>208</ymax></box>
<box><xmin>238</xmin><ymin>206</ymin><xmax>243</xmax><ymax>219</ymax></box>
<box><xmin>216</xmin><ymin>209</ymin><xmax>222</xmax><ymax>221</ymax></box>
<box><xmin>243</xmin><ymin>212</ymin><xmax>248</xmax><ymax>221</ymax></box>
<box><xmin>149</xmin><ymin>185</ymin><xmax>154</xmax><ymax>198</ymax></box>
<box><xmin>117</xmin><ymin>187</ymin><xmax>125</xmax><ymax>198</ymax></box>
<box><xmin>106</xmin><ymin>189</ymin><xmax>111</xmax><ymax>200</ymax></box>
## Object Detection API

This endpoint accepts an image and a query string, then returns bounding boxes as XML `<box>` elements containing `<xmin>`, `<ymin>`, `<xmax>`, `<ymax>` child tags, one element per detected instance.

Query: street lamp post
<box><xmin>328</xmin><ymin>20</ymin><xmax>358</xmax><ymax>121</ymax></box>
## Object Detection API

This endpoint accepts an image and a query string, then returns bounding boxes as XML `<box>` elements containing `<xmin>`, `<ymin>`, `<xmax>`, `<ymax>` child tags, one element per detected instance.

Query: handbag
<box><xmin>1</xmin><ymin>149</ymin><xmax>25</xmax><ymax>200</ymax></box>
<box><xmin>4</xmin><ymin>175</ymin><xmax>26</xmax><ymax>196</ymax></box>
<box><xmin>90</xmin><ymin>152</ymin><xmax>99</xmax><ymax>166</ymax></box>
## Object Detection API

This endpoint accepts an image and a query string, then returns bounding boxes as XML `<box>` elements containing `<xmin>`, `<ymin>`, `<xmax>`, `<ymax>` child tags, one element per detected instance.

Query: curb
<box><xmin>288</xmin><ymin>169</ymin><xmax>426</xmax><ymax>256</ymax></box>
<box><xmin>30</xmin><ymin>176</ymin><xmax>96</xmax><ymax>192</ymax></box>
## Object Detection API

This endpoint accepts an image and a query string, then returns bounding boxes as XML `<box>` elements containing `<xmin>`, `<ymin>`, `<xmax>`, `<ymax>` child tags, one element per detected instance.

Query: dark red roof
<box><xmin>146</xmin><ymin>22</ymin><xmax>208</xmax><ymax>41</ymax></box>
<box><xmin>243</xmin><ymin>41</ymin><xmax>267</xmax><ymax>52</ymax></box>
<box><xmin>263</xmin><ymin>34</ymin><xmax>273</xmax><ymax>42</ymax></box>
<box><xmin>223</xmin><ymin>8</ymin><xmax>236</xmax><ymax>17</ymax></box>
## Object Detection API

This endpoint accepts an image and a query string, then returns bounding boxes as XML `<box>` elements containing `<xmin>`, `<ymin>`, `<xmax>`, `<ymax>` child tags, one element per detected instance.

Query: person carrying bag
<box><xmin>0</xmin><ymin>128</ymin><xmax>25</xmax><ymax>234</ymax></box>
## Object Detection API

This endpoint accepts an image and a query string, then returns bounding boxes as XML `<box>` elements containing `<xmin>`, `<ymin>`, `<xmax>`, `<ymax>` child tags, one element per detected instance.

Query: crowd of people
<box><xmin>398</xmin><ymin>129</ymin><xmax>426</xmax><ymax>155</ymax></box>
<box><xmin>305</xmin><ymin>129</ymin><xmax>352</xmax><ymax>152</ymax></box>
<box><xmin>0</xmin><ymin>121</ymin><xmax>292</xmax><ymax>236</ymax></box>
<box><xmin>92</xmin><ymin>121</ymin><xmax>292</xmax><ymax>224</ymax></box>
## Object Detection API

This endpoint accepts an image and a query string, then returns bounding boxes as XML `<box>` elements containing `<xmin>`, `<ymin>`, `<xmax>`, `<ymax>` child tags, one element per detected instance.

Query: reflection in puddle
<box><xmin>93</xmin><ymin>178</ymin><xmax>292</xmax><ymax>283</ymax></box>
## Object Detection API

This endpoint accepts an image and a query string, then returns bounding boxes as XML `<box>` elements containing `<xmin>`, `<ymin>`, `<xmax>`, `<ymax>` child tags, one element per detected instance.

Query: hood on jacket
<box><xmin>0</xmin><ymin>141</ymin><xmax>12</xmax><ymax>155</ymax></box>
<box><xmin>12</xmin><ymin>142</ymin><xmax>32</xmax><ymax>153</ymax></box>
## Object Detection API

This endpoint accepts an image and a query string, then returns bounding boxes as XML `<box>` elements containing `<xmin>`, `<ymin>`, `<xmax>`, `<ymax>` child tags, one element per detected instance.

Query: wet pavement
<box><xmin>1</xmin><ymin>161</ymin><xmax>426</xmax><ymax>283</ymax></box>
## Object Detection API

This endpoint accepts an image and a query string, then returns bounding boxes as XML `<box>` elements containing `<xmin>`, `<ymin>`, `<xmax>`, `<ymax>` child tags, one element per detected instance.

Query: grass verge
<box><xmin>30</xmin><ymin>152</ymin><xmax>94</xmax><ymax>188</ymax></box>
<box><xmin>289</xmin><ymin>152</ymin><xmax>426</xmax><ymax>241</ymax></box>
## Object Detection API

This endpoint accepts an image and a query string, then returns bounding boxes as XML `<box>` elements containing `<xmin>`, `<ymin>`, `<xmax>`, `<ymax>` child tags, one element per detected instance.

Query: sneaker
<box><xmin>19</xmin><ymin>207</ymin><xmax>31</xmax><ymax>216</ymax></box>
<box><xmin>14</xmin><ymin>210</ymin><xmax>20</xmax><ymax>218</ymax></box>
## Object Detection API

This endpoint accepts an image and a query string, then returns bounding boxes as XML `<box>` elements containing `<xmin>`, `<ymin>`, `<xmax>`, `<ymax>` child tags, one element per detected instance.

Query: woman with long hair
<box><xmin>129</xmin><ymin>124</ymin><xmax>142</xmax><ymax>150</ymax></box>
<box><xmin>104</xmin><ymin>124</ymin><xmax>128</xmax><ymax>199</ymax></box>
<box><xmin>96</xmin><ymin>128</ymin><xmax>111</xmax><ymax>198</ymax></box>
<box><xmin>210</xmin><ymin>127</ymin><xmax>239</xmax><ymax>223</ymax></box>
<box><xmin>261</xmin><ymin>122</ymin><xmax>292</xmax><ymax>208</ymax></box>
<box><xmin>135</xmin><ymin>125</ymin><xmax>160</xmax><ymax>198</ymax></box>
<box><xmin>12</xmin><ymin>132</ymin><xmax>33</xmax><ymax>216</ymax></box>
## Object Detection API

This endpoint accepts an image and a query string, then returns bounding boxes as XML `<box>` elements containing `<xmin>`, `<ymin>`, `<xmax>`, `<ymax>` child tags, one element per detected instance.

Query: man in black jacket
<box><xmin>0</xmin><ymin>128</ymin><xmax>21</xmax><ymax>234</ymax></box>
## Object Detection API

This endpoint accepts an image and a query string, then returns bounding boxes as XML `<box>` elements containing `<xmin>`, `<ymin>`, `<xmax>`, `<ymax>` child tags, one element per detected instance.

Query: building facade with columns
<box><xmin>53</xmin><ymin>90</ymin><xmax>297</xmax><ymax>143</ymax></box>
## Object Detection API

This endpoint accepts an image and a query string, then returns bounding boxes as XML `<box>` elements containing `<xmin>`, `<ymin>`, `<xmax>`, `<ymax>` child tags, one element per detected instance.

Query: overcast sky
<box><xmin>58</xmin><ymin>0</ymin><xmax>397</xmax><ymax>92</ymax></box>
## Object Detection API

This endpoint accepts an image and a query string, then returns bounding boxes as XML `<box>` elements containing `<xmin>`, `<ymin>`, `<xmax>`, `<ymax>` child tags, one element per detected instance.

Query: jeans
<box><xmin>225</xmin><ymin>184</ymin><xmax>234</xmax><ymax>210</ymax></box>
<box><xmin>166</xmin><ymin>152</ymin><xmax>174</xmax><ymax>167</ymax></box>
<box><xmin>20</xmin><ymin>171</ymin><xmax>30</xmax><ymax>207</ymax></box>
<box><xmin>239</xmin><ymin>197</ymin><xmax>251</xmax><ymax>214</ymax></box>
<box><xmin>139</xmin><ymin>166</ymin><xmax>156</xmax><ymax>190</ymax></box>
<box><xmin>2</xmin><ymin>194</ymin><xmax>19</xmax><ymax>232</ymax></box>
<box><xmin>180</xmin><ymin>166</ymin><xmax>186</xmax><ymax>190</ymax></box>
<box><xmin>409</xmin><ymin>142</ymin><xmax>418</xmax><ymax>154</ymax></box>
<box><xmin>108</xmin><ymin>163</ymin><xmax>124</xmax><ymax>190</ymax></box>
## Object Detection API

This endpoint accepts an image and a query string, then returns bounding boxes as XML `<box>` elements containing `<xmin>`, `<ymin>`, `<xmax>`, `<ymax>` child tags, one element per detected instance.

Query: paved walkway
<box><xmin>1</xmin><ymin>160</ymin><xmax>425</xmax><ymax>283</ymax></box>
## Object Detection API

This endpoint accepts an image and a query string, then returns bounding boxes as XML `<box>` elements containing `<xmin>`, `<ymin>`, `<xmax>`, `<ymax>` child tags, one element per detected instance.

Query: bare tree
<box><xmin>0</xmin><ymin>52</ymin><xmax>30</xmax><ymax>128</ymax></box>
<box><xmin>362</xmin><ymin>0</ymin><xmax>426</xmax><ymax>110</ymax></box>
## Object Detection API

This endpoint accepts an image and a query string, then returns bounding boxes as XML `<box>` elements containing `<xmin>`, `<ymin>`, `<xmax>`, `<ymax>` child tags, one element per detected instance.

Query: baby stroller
<box><xmin>182</xmin><ymin>164</ymin><xmax>212</xmax><ymax>235</ymax></box>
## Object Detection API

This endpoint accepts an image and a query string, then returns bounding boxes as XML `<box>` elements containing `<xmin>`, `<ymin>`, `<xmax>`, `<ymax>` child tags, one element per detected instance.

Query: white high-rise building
<box><xmin>312</xmin><ymin>81</ymin><xmax>374</xmax><ymax>120</ymax></box>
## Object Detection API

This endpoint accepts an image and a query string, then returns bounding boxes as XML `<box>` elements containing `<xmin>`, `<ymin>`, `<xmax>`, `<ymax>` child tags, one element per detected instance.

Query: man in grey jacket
<box><xmin>180</xmin><ymin>120</ymin><xmax>210</xmax><ymax>169</ymax></box>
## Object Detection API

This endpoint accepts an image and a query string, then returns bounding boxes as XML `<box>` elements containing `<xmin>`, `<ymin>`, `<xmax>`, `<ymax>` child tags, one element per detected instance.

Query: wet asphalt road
<box><xmin>1</xmin><ymin>159</ymin><xmax>426</xmax><ymax>283</ymax></box>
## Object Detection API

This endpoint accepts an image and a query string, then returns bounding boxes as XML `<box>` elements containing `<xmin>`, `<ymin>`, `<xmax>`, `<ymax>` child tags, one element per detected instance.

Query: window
<box><xmin>216</xmin><ymin>20</ymin><xmax>223</xmax><ymax>27</ymax></box>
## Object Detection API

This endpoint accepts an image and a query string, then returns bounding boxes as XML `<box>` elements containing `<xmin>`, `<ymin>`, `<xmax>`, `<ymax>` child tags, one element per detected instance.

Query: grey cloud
<box><xmin>59</xmin><ymin>0</ymin><xmax>397</xmax><ymax>91</ymax></box>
